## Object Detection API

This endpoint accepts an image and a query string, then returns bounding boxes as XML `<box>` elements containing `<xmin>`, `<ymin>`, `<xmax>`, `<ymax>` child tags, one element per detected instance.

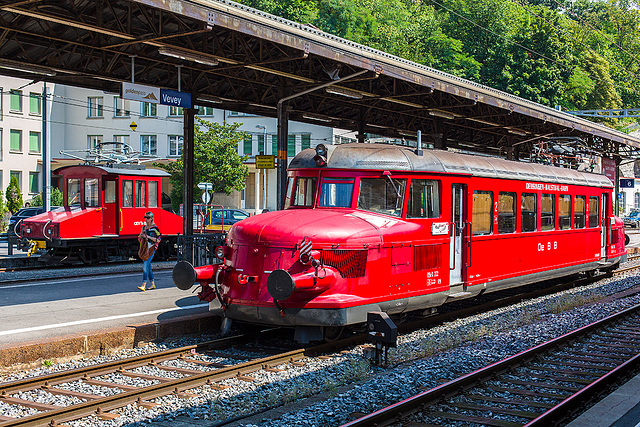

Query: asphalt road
<box><xmin>0</xmin><ymin>267</ymin><xmax>208</xmax><ymax>346</ymax></box>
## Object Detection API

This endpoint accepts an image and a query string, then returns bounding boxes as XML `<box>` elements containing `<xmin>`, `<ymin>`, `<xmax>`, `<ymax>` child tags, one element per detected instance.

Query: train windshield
<box><xmin>358</xmin><ymin>177</ymin><xmax>406</xmax><ymax>217</ymax></box>
<box><xmin>319</xmin><ymin>178</ymin><xmax>354</xmax><ymax>208</ymax></box>
<box><xmin>286</xmin><ymin>177</ymin><xmax>316</xmax><ymax>208</ymax></box>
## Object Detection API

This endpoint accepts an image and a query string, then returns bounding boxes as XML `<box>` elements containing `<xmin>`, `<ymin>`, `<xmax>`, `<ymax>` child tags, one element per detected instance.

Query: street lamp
<box><xmin>255</xmin><ymin>125</ymin><xmax>267</xmax><ymax>212</ymax></box>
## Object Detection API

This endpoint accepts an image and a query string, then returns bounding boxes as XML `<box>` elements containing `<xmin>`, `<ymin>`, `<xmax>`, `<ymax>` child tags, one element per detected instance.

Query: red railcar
<box><xmin>173</xmin><ymin>143</ymin><xmax>626</xmax><ymax>342</ymax></box>
<box><xmin>21</xmin><ymin>164</ymin><xmax>183</xmax><ymax>263</ymax></box>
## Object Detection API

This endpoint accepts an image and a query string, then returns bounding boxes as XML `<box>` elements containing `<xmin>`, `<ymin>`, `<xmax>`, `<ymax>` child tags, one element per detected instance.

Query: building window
<box><xmin>29</xmin><ymin>131</ymin><xmax>41</xmax><ymax>153</ymax></box>
<box><xmin>472</xmin><ymin>191</ymin><xmax>493</xmax><ymax>235</ymax></box>
<box><xmin>498</xmin><ymin>192</ymin><xmax>516</xmax><ymax>233</ymax></box>
<box><xmin>10</xmin><ymin>129</ymin><xmax>21</xmax><ymax>152</ymax></box>
<box><xmin>301</xmin><ymin>134</ymin><xmax>311</xmax><ymax>151</ymax></box>
<box><xmin>196</xmin><ymin>106</ymin><xmax>214</xmax><ymax>116</ymax></box>
<box><xmin>88</xmin><ymin>96</ymin><xmax>103</xmax><ymax>117</ymax></box>
<box><xmin>88</xmin><ymin>135</ymin><xmax>103</xmax><ymax>150</ymax></box>
<box><xmin>169</xmin><ymin>106</ymin><xmax>183</xmax><ymax>116</ymax></box>
<box><xmin>635</xmin><ymin>193</ymin><xmax>640</xmax><ymax>209</ymax></box>
<box><xmin>141</xmin><ymin>135</ymin><xmax>157</xmax><ymax>155</ymax></box>
<box><xmin>114</xmin><ymin>135</ymin><xmax>130</xmax><ymax>153</ymax></box>
<box><xmin>257</xmin><ymin>134</ymin><xmax>265</xmax><ymax>154</ymax></box>
<box><xmin>288</xmin><ymin>134</ymin><xmax>296</xmax><ymax>157</ymax></box>
<box><xmin>0</xmin><ymin>129</ymin><xmax>3</xmax><ymax>161</ymax></box>
<box><xmin>243</xmin><ymin>136</ymin><xmax>252</xmax><ymax>156</ymax></box>
<box><xmin>10</xmin><ymin>171</ymin><xmax>21</xmax><ymax>192</ymax></box>
<box><xmin>114</xmin><ymin>96</ymin><xmax>130</xmax><ymax>117</ymax></box>
<box><xmin>141</xmin><ymin>102</ymin><xmax>157</xmax><ymax>117</ymax></box>
<box><xmin>228</xmin><ymin>111</ymin><xmax>257</xmax><ymax>117</ymax></box>
<box><xmin>9</xmin><ymin>90</ymin><xmax>22</xmax><ymax>112</ymax></box>
<box><xmin>168</xmin><ymin>135</ymin><xmax>183</xmax><ymax>156</ymax></box>
<box><xmin>29</xmin><ymin>92</ymin><xmax>41</xmax><ymax>115</ymax></box>
<box><xmin>272</xmin><ymin>135</ymin><xmax>277</xmax><ymax>157</ymax></box>
<box><xmin>29</xmin><ymin>172</ymin><xmax>39</xmax><ymax>194</ymax></box>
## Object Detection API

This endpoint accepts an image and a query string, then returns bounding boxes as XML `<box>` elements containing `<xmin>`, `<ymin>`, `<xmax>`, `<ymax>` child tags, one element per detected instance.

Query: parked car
<box><xmin>623</xmin><ymin>210</ymin><xmax>640</xmax><ymax>228</ymax></box>
<box><xmin>8</xmin><ymin>207</ymin><xmax>60</xmax><ymax>236</ymax></box>
<box><xmin>204</xmin><ymin>208</ymin><xmax>250</xmax><ymax>232</ymax></box>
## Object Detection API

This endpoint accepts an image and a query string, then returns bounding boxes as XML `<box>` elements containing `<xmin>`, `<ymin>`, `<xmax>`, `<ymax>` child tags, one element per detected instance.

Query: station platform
<box><xmin>568</xmin><ymin>373</ymin><xmax>640</xmax><ymax>427</ymax></box>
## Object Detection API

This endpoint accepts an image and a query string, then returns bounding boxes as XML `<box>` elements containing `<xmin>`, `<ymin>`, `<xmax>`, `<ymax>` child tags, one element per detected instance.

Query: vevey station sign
<box><xmin>121</xmin><ymin>82</ymin><xmax>191</xmax><ymax>108</ymax></box>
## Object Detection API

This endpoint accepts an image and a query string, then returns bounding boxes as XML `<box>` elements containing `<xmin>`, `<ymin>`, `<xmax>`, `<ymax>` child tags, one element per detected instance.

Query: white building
<box><xmin>0</xmin><ymin>77</ymin><xmax>357</xmax><ymax>213</ymax></box>
<box><xmin>0</xmin><ymin>78</ymin><xmax>47</xmax><ymax>202</ymax></box>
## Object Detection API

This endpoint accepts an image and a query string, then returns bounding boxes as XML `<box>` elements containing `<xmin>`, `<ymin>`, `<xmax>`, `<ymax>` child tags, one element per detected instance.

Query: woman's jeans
<box><xmin>142</xmin><ymin>250</ymin><xmax>155</xmax><ymax>282</ymax></box>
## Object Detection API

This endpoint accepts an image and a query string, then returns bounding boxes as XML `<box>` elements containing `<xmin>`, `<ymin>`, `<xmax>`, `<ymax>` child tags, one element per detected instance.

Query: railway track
<box><xmin>0</xmin><ymin>330</ymin><xmax>353</xmax><ymax>427</ymax></box>
<box><xmin>343</xmin><ymin>302</ymin><xmax>640</xmax><ymax>427</ymax></box>
<box><xmin>1</xmin><ymin>260</ymin><xmax>639</xmax><ymax>426</ymax></box>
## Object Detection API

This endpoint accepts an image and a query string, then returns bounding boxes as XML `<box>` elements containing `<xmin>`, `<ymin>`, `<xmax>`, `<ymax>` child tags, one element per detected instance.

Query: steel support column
<box><xmin>276</xmin><ymin>102</ymin><xmax>289</xmax><ymax>209</ymax></box>
<box><xmin>183</xmin><ymin>108</ymin><xmax>195</xmax><ymax>236</ymax></box>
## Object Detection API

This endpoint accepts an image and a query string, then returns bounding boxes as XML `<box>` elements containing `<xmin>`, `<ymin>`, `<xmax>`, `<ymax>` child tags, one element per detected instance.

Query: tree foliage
<box><xmin>156</xmin><ymin>119</ymin><xmax>250</xmax><ymax>211</ymax></box>
<box><xmin>5</xmin><ymin>176</ymin><xmax>22</xmax><ymax>214</ymax></box>
<box><xmin>236</xmin><ymin>0</ymin><xmax>640</xmax><ymax>125</ymax></box>
<box><xmin>29</xmin><ymin>188</ymin><xmax>64</xmax><ymax>207</ymax></box>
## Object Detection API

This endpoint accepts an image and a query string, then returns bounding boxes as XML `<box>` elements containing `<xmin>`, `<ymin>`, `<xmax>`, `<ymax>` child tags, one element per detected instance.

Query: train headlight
<box><xmin>314</xmin><ymin>144</ymin><xmax>327</xmax><ymax>167</ymax></box>
<box><xmin>215</xmin><ymin>246</ymin><xmax>226</xmax><ymax>260</ymax></box>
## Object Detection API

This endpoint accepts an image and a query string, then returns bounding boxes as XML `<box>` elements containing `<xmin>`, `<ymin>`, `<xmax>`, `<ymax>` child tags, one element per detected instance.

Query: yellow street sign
<box><xmin>256</xmin><ymin>155</ymin><xmax>276</xmax><ymax>169</ymax></box>
<box><xmin>130</xmin><ymin>121</ymin><xmax>138</xmax><ymax>131</ymax></box>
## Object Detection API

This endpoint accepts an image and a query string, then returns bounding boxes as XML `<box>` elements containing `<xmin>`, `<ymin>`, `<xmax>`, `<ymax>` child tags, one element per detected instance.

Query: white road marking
<box><xmin>0</xmin><ymin>303</ymin><xmax>209</xmax><ymax>336</ymax></box>
<box><xmin>0</xmin><ymin>271</ymin><xmax>170</xmax><ymax>289</ymax></box>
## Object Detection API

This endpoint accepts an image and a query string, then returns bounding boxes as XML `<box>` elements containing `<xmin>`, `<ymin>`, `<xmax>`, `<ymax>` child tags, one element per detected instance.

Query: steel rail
<box><xmin>0</xmin><ymin>337</ymin><xmax>316</xmax><ymax>426</ymax></box>
<box><xmin>342</xmin><ymin>302</ymin><xmax>640</xmax><ymax>427</ymax></box>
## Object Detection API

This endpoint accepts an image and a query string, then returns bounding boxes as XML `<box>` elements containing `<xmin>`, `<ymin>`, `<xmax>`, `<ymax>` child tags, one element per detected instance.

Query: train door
<box><xmin>450</xmin><ymin>184</ymin><xmax>466</xmax><ymax>285</ymax></box>
<box><xmin>102</xmin><ymin>178</ymin><xmax>117</xmax><ymax>235</ymax></box>
<box><xmin>601</xmin><ymin>193</ymin><xmax>608</xmax><ymax>258</ymax></box>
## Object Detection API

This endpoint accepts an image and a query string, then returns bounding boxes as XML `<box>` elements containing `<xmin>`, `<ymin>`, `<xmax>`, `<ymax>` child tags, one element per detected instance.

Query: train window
<box><xmin>358</xmin><ymin>178</ymin><xmax>406</xmax><ymax>217</ymax></box>
<box><xmin>407</xmin><ymin>179</ymin><xmax>441</xmax><ymax>218</ymax></box>
<box><xmin>472</xmin><ymin>191</ymin><xmax>493</xmax><ymax>235</ymax></box>
<box><xmin>292</xmin><ymin>177</ymin><xmax>316</xmax><ymax>207</ymax></box>
<box><xmin>319</xmin><ymin>178</ymin><xmax>354</xmax><ymax>208</ymax></box>
<box><xmin>521</xmin><ymin>193</ymin><xmax>537</xmax><ymax>232</ymax></box>
<box><xmin>148</xmin><ymin>181</ymin><xmax>158</xmax><ymax>208</ymax></box>
<box><xmin>498</xmin><ymin>192</ymin><xmax>516</xmax><ymax>234</ymax></box>
<box><xmin>67</xmin><ymin>178</ymin><xmax>81</xmax><ymax>206</ymax></box>
<box><xmin>559</xmin><ymin>195</ymin><xmax>571</xmax><ymax>230</ymax></box>
<box><xmin>574</xmin><ymin>196</ymin><xmax>586</xmax><ymax>228</ymax></box>
<box><xmin>283</xmin><ymin>177</ymin><xmax>294</xmax><ymax>209</ymax></box>
<box><xmin>123</xmin><ymin>180</ymin><xmax>133</xmax><ymax>208</ymax></box>
<box><xmin>541</xmin><ymin>194</ymin><xmax>555</xmax><ymax>231</ymax></box>
<box><xmin>135</xmin><ymin>181</ymin><xmax>146</xmax><ymax>207</ymax></box>
<box><xmin>84</xmin><ymin>178</ymin><xmax>99</xmax><ymax>207</ymax></box>
<box><xmin>104</xmin><ymin>181</ymin><xmax>116</xmax><ymax>204</ymax></box>
<box><xmin>588</xmin><ymin>196</ymin><xmax>599</xmax><ymax>227</ymax></box>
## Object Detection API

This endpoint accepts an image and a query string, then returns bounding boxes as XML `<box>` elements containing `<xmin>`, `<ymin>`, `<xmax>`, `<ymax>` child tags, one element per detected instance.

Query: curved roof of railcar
<box><xmin>54</xmin><ymin>165</ymin><xmax>170</xmax><ymax>177</ymax></box>
<box><xmin>289</xmin><ymin>143</ymin><xmax>612</xmax><ymax>188</ymax></box>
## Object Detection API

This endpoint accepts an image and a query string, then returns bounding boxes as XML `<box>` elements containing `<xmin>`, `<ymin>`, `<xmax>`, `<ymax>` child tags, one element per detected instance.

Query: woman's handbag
<box><xmin>138</xmin><ymin>239</ymin><xmax>154</xmax><ymax>261</ymax></box>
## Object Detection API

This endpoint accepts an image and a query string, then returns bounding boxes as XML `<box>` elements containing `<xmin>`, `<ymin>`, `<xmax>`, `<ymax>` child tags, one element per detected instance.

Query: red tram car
<box><xmin>21</xmin><ymin>164</ymin><xmax>183</xmax><ymax>263</ymax></box>
<box><xmin>173</xmin><ymin>143</ymin><xmax>626</xmax><ymax>342</ymax></box>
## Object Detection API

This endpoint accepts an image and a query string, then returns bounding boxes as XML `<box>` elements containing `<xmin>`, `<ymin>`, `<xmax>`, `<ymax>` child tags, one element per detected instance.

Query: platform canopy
<box><xmin>0</xmin><ymin>0</ymin><xmax>639</xmax><ymax>161</ymax></box>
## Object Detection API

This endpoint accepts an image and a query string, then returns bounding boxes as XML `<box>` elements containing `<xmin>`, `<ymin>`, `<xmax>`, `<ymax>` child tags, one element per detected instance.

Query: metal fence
<box><xmin>177</xmin><ymin>233</ymin><xmax>226</xmax><ymax>267</ymax></box>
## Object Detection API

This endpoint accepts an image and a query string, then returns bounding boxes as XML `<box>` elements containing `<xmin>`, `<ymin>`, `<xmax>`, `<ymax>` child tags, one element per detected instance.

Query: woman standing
<box><xmin>138</xmin><ymin>211</ymin><xmax>161</xmax><ymax>291</ymax></box>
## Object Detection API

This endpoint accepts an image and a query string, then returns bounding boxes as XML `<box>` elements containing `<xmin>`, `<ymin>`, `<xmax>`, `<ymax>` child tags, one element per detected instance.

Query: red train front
<box><xmin>174</xmin><ymin>143</ymin><xmax>626</xmax><ymax>342</ymax></box>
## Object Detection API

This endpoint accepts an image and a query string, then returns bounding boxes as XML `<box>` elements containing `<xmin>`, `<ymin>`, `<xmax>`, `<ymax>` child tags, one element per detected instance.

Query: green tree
<box><xmin>29</xmin><ymin>188</ymin><xmax>64</xmax><ymax>207</ymax></box>
<box><xmin>157</xmin><ymin>119</ymin><xmax>250</xmax><ymax>212</ymax></box>
<box><xmin>5</xmin><ymin>176</ymin><xmax>22</xmax><ymax>214</ymax></box>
